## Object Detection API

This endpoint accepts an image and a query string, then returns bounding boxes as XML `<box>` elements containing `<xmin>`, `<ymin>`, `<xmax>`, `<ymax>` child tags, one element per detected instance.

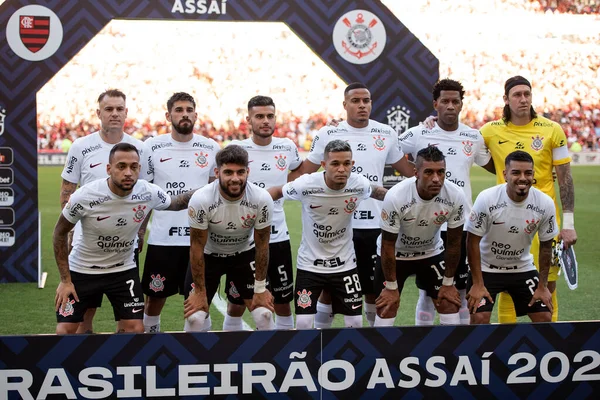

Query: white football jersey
<box><xmin>61</xmin><ymin>131</ymin><xmax>149</xmax><ymax>247</ymax></box>
<box><xmin>378</xmin><ymin>177</ymin><xmax>467</xmax><ymax>260</ymax></box>
<box><xmin>282</xmin><ymin>172</ymin><xmax>371</xmax><ymax>274</ymax></box>
<box><xmin>63</xmin><ymin>179</ymin><xmax>171</xmax><ymax>274</ymax></box>
<box><xmin>143</xmin><ymin>134</ymin><xmax>219</xmax><ymax>246</ymax></box>
<box><xmin>399</xmin><ymin>122</ymin><xmax>490</xmax><ymax>230</ymax></box>
<box><xmin>188</xmin><ymin>181</ymin><xmax>274</xmax><ymax>255</ymax></box>
<box><xmin>307</xmin><ymin>120</ymin><xmax>403</xmax><ymax>229</ymax></box>
<box><xmin>465</xmin><ymin>184</ymin><xmax>558</xmax><ymax>273</ymax></box>
<box><xmin>229</xmin><ymin>137</ymin><xmax>301</xmax><ymax>243</ymax></box>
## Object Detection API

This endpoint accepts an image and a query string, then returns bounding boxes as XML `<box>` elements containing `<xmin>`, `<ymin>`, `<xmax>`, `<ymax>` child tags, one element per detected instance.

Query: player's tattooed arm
<box><xmin>380</xmin><ymin>230</ymin><xmax>398</xmax><ymax>282</ymax></box>
<box><xmin>555</xmin><ymin>163</ymin><xmax>575</xmax><ymax>212</ymax></box>
<box><xmin>369</xmin><ymin>185</ymin><xmax>388</xmax><ymax>201</ymax></box>
<box><xmin>53</xmin><ymin>215</ymin><xmax>76</xmax><ymax>282</ymax></box>
<box><xmin>189</xmin><ymin>228</ymin><xmax>208</xmax><ymax>289</ymax></box>
<box><xmin>167</xmin><ymin>189</ymin><xmax>198</xmax><ymax>211</ymax></box>
<box><xmin>443</xmin><ymin>226</ymin><xmax>463</xmax><ymax>279</ymax></box>
<box><xmin>60</xmin><ymin>179</ymin><xmax>78</xmax><ymax>209</ymax></box>
<box><xmin>538</xmin><ymin>239</ymin><xmax>553</xmax><ymax>286</ymax></box>
<box><xmin>253</xmin><ymin>226</ymin><xmax>271</xmax><ymax>281</ymax></box>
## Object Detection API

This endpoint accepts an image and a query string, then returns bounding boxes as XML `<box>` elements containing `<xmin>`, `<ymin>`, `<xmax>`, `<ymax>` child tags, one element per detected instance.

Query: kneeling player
<box><xmin>269</xmin><ymin>140</ymin><xmax>388</xmax><ymax>329</ymax></box>
<box><xmin>465</xmin><ymin>151</ymin><xmax>556</xmax><ymax>323</ymax></box>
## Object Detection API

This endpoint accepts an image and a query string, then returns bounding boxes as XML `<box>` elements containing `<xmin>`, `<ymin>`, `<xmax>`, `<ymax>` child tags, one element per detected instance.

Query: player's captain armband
<box><xmin>562</xmin><ymin>212</ymin><xmax>574</xmax><ymax>230</ymax></box>
<box><xmin>552</xmin><ymin>146</ymin><xmax>570</xmax><ymax>162</ymax></box>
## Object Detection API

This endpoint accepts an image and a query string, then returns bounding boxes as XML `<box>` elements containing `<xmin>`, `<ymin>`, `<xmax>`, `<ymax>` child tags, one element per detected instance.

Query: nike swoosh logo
<box><xmin>498</xmin><ymin>140</ymin><xmax>509</xmax><ymax>144</ymax></box>
<box><xmin>160</xmin><ymin>158</ymin><xmax>172</xmax><ymax>162</ymax></box>
<box><xmin>309</xmin><ymin>205</ymin><xmax>322</xmax><ymax>209</ymax></box>
<box><xmin>428</xmin><ymin>143</ymin><xmax>439</xmax><ymax>147</ymax></box>
<box><xmin>96</xmin><ymin>216</ymin><xmax>110</xmax><ymax>221</ymax></box>
<box><xmin>281</xmin><ymin>292</ymin><xmax>291</xmax><ymax>298</ymax></box>
<box><xmin>351</xmin><ymin>304</ymin><xmax>362</xmax><ymax>310</ymax></box>
<box><xmin>132</xmin><ymin>308</ymin><xmax>143</xmax><ymax>313</ymax></box>
<box><xmin>209</xmin><ymin>220</ymin><xmax>222</xmax><ymax>224</ymax></box>
<box><xmin>90</xmin><ymin>163</ymin><xmax>102</xmax><ymax>168</ymax></box>
<box><xmin>403</xmin><ymin>217</ymin><xmax>416</xmax><ymax>221</ymax></box>
<box><xmin>492</xmin><ymin>221</ymin><xmax>505</xmax><ymax>225</ymax></box>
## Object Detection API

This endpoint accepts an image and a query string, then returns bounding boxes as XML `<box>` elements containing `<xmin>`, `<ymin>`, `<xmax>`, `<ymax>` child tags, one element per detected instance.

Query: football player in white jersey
<box><xmin>224</xmin><ymin>96</ymin><xmax>302</xmax><ymax>331</ymax></box>
<box><xmin>269</xmin><ymin>140</ymin><xmax>388</xmax><ymax>329</ymax></box>
<box><xmin>399</xmin><ymin>79</ymin><xmax>495</xmax><ymax>326</ymax></box>
<box><xmin>54</xmin><ymin>143</ymin><xmax>196</xmax><ymax>334</ymax></box>
<box><xmin>465</xmin><ymin>151</ymin><xmax>555</xmax><ymax>323</ymax></box>
<box><xmin>185</xmin><ymin>145</ymin><xmax>275</xmax><ymax>331</ymax></box>
<box><xmin>139</xmin><ymin>92</ymin><xmax>219</xmax><ymax>333</ymax></box>
<box><xmin>299</xmin><ymin>82</ymin><xmax>414</xmax><ymax>328</ymax></box>
<box><xmin>59</xmin><ymin>89</ymin><xmax>149</xmax><ymax>334</ymax></box>
<box><xmin>374</xmin><ymin>146</ymin><xmax>466</xmax><ymax>326</ymax></box>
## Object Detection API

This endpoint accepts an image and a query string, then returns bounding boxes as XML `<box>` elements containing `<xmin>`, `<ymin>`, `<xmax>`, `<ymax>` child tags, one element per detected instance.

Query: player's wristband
<box><xmin>254</xmin><ymin>279</ymin><xmax>267</xmax><ymax>294</ymax></box>
<box><xmin>442</xmin><ymin>276</ymin><xmax>454</xmax><ymax>287</ymax></box>
<box><xmin>384</xmin><ymin>280</ymin><xmax>398</xmax><ymax>291</ymax></box>
<box><xmin>563</xmin><ymin>212</ymin><xmax>575</xmax><ymax>230</ymax></box>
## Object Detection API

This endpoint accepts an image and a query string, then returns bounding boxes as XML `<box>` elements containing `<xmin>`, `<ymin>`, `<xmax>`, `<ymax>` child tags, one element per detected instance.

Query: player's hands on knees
<box><xmin>184</xmin><ymin>291</ymin><xmax>208</xmax><ymax>318</ymax></box>
<box><xmin>530</xmin><ymin>285</ymin><xmax>553</xmax><ymax>312</ymax></box>
<box><xmin>251</xmin><ymin>290</ymin><xmax>275</xmax><ymax>312</ymax></box>
<box><xmin>375</xmin><ymin>288</ymin><xmax>400</xmax><ymax>318</ymax></box>
<box><xmin>421</xmin><ymin>116</ymin><xmax>438</xmax><ymax>129</ymax></box>
<box><xmin>466</xmin><ymin>284</ymin><xmax>493</xmax><ymax>314</ymax></box>
<box><xmin>436</xmin><ymin>285</ymin><xmax>462</xmax><ymax>308</ymax></box>
<box><xmin>327</xmin><ymin>118</ymin><xmax>343</xmax><ymax>127</ymax></box>
<box><xmin>55</xmin><ymin>281</ymin><xmax>78</xmax><ymax>312</ymax></box>
<box><xmin>559</xmin><ymin>228</ymin><xmax>577</xmax><ymax>249</ymax></box>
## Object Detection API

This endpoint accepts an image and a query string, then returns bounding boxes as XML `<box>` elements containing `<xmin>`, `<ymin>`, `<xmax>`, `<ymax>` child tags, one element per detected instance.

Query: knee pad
<box><xmin>184</xmin><ymin>311</ymin><xmax>207</xmax><ymax>332</ymax></box>
<box><xmin>251</xmin><ymin>307</ymin><xmax>275</xmax><ymax>330</ymax></box>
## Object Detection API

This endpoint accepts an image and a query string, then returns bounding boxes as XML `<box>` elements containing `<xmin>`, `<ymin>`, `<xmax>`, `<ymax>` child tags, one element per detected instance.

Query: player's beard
<box><xmin>113</xmin><ymin>177</ymin><xmax>137</xmax><ymax>193</ymax></box>
<box><xmin>220</xmin><ymin>179</ymin><xmax>247</xmax><ymax>199</ymax></box>
<box><xmin>174</xmin><ymin>119</ymin><xmax>194</xmax><ymax>135</ymax></box>
<box><xmin>252</xmin><ymin>123</ymin><xmax>274</xmax><ymax>138</ymax></box>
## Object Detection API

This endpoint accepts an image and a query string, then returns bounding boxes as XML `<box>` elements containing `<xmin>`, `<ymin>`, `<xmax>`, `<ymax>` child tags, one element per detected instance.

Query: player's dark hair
<box><xmin>415</xmin><ymin>145</ymin><xmax>445</xmax><ymax>168</ymax></box>
<box><xmin>109</xmin><ymin>142</ymin><xmax>139</xmax><ymax>164</ymax></box>
<box><xmin>248</xmin><ymin>95</ymin><xmax>275</xmax><ymax>111</ymax></box>
<box><xmin>505</xmin><ymin>150</ymin><xmax>534</xmax><ymax>168</ymax></box>
<box><xmin>344</xmin><ymin>82</ymin><xmax>369</xmax><ymax>96</ymax></box>
<box><xmin>502</xmin><ymin>75</ymin><xmax>537</xmax><ymax>124</ymax></box>
<box><xmin>432</xmin><ymin>78</ymin><xmax>465</xmax><ymax>101</ymax></box>
<box><xmin>167</xmin><ymin>92</ymin><xmax>196</xmax><ymax>112</ymax></box>
<box><xmin>324</xmin><ymin>139</ymin><xmax>352</xmax><ymax>159</ymax></box>
<box><xmin>98</xmin><ymin>89</ymin><xmax>126</xmax><ymax>104</ymax></box>
<box><xmin>216</xmin><ymin>145</ymin><xmax>248</xmax><ymax>168</ymax></box>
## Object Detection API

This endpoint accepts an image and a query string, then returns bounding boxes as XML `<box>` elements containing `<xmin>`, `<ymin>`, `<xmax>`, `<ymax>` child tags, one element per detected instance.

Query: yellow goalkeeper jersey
<box><xmin>480</xmin><ymin>116</ymin><xmax>571</xmax><ymax>205</ymax></box>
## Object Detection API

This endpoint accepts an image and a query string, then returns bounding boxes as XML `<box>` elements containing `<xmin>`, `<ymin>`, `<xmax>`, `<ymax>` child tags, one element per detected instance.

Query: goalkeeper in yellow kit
<box><xmin>480</xmin><ymin>76</ymin><xmax>577</xmax><ymax>322</ymax></box>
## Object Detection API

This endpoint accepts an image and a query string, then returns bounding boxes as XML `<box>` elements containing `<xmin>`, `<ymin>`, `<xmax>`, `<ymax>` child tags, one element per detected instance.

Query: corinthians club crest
<box><xmin>332</xmin><ymin>9</ymin><xmax>387</xmax><ymax>65</ymax></box>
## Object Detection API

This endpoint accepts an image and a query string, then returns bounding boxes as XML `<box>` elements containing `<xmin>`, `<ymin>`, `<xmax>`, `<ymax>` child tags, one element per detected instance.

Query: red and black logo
<box><xmin>19</xmin><ymin>15</ymin><xmax>50</xmax><ymax>53</ymax></box>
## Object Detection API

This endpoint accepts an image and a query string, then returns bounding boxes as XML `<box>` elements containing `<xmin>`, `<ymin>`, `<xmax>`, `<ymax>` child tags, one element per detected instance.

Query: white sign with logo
<box><xmin>6</xmin><ymin>5</ymin><xmax>63</xmax><ymax>61</ymax></box>
<box><xmin>332</xmin><ymin>9</ymin><xmax>386</xmax><ymax>65</ymax></box>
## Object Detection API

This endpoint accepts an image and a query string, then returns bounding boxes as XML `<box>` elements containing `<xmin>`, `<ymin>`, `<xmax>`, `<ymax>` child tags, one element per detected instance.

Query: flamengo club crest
<box><xmin>297</xmin><ymin>289</ymin><xmax>312</xmax><ymax>309</ymax></box>
<box><xmin>0</xmin><ymin>107</ymin><xmax>5</xmax><ymax>136</ymax></box>
<box><xmin>133</xmin><ymin>205</ymin><xmax>147</xmax><ymax>223</ymax></box>
<box><xmin>149</xmin><ymin>274</ymin><xmax>166</xmax><ymax>292</ymax></box>
<box><xmin>386</xmin><ymin>106</ymin><xmax>411</xmax><ymax>134</ymax></box>
<box><xmin>6</xmin><ymin>5</ymin><xmax>63</xmax><ymax>61</ymax></box>
<box><xmin>332</xmin><ymin>9</ymin><xmax>387</xmax><ymax>65</ymax></box>
<box><xmin>195</xmin><ymin>152</ymin><xmax>208</xmax><ymax>167</ymax></box>
<box><xmin>373</xmin><ymin>135</ymin><xmax>386</xmax><ymax>151</ymax></box>
<box><xmin>274</xmin><ymin>154</ymin><xmax>287</xmax><ymax>171</ymax></box>
<box><xmin>531</xmin><ymin>135</ymin><xmax>544</xmax><ymax>151</ymax></box>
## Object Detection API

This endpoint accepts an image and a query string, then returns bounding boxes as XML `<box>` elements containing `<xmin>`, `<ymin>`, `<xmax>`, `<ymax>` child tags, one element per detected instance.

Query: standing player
<box><xmin>465</xmin><ymin>151</ymin><xmax>555</xmax><ymax>323</ymax></box>
<box><xmin>480</xmin><ymin>76</ymin><xmax>577</xmax><ymax>322</ymax></box>
<box><xmin>140</xmin><ymin>92</ymin><xmax>219</xmax><ymax>333</ymax></box>
<box><xmin>224</xmin><ymin>96</ymin><xmax>302</xmax><ymax>331</ymax></box>
<box><xmin>184</xmin><ymin>145</ymin><xmax>275</xmax><ymax>331</ymax></box>
<box><xmin>54</xmin><ymin>143</ymin><xmax>194</xmax><ymax>334</ymax></box>
<box><xmin>399</xmin><ymin>79</ymin><xmax>494</xmax><ymax>326</ymax></box>
<box><xmin>299</xmin><ymin>82</ymin><xmax>414</xmax><ymax>328</ymax></box>
<box><xmin>60</xmin><ymin>89</ymin><xmax>148</xmax><ymax>333</ymax></box>
<box><xmin>374</xmin><ymin>146</ymin><xmax>466</xmax><ymax>326</ymax></box>
<box><xmin>269</xmin><ymin>140</ymin><xmax>388</xmax><ymax>329</ymax></box>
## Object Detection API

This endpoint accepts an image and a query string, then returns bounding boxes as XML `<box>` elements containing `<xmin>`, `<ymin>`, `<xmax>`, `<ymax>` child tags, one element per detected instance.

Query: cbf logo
<box><xmin>133</xmin><ymin>205</ymin><xmax>147</xmax><ymax>223</ymax></box>
<box><xmin>6</xmin><ymin>5</ymin><xmax>63</xmax><ymax>61</ymax></box>
<box><xmin>59</xmin><ymin>300</ymin><xmax>75</xmax><ymax>317</ymax></box>
<box><xmin>373</xmin><ymin>135</ymin><xmax>386</xmax><ymax>151</ymax></box>
<box><xmin>0</xmin><ymin>107</ymin><xmax>5</xmax><ymax>136</ymax></box>
<box><xmin>344</xmin><ymin>197</ymin><xmax>358</xmax><ymax>214</ymax></box>
<box><xmin>531</xmin><ymin>135</ymin><xmax>544</xmax><ymax>151</ymax></box>
<box><xmin>149</xmin><ymin>274</ymin><xmax>166</xmax><ymax>293</ymax></box>
<box><xmin>332</xmin><ymin>9</ymin><xmax>386</xmax><ymax>65</ymax></box>
<box><xmin>297</xmin><ymin>289</ymin><xmax>312</xmax><ymax>309</ymax></box>
<box><xmin>386</xmin><ymin>105</ymin><xmax>411</xmax><ymax>134</ymax></box>
<box><xmin>195</xmin><ymin>152</ymin><xmax>208</xmax><ymax>167</ymax></box>
<box><xmin>274</xmin><ymin>154</ymin><xmax>287</xmax><ymax>171</ymax></box>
